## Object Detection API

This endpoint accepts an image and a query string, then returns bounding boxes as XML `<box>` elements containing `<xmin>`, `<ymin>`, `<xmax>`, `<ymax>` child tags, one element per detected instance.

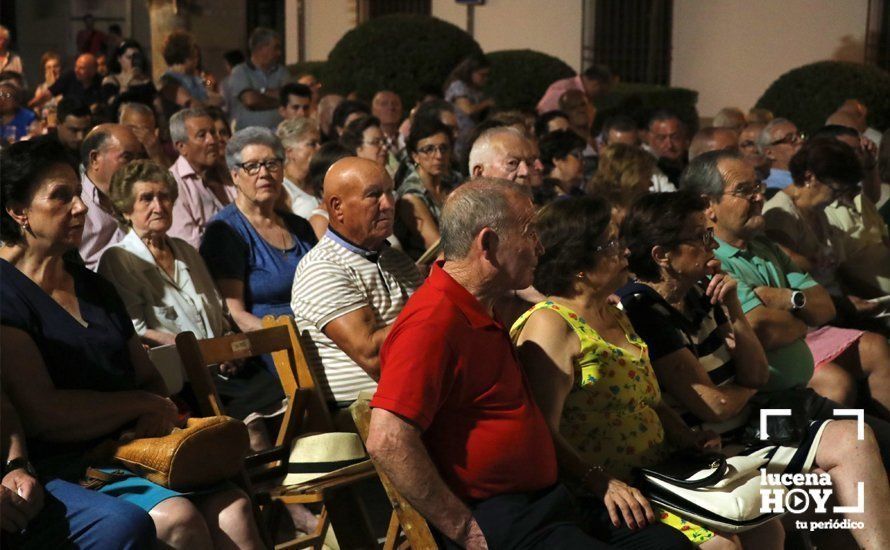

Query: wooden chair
<box><xmin>175</xmin><ymin>323</ymin><xmax>378</xmax><ymax>550</ymax></box>
<box><xmin>350</xmin><ymin>394</ymin><xmax>437</xmax><ymax>550</ymax></box>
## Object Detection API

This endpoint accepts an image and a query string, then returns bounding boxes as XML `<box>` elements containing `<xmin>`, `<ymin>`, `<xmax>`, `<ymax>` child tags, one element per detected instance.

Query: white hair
<box><xmin>467</xmin><ymin>126</ymin><xmax>525</xmax><ymax>174</ymax></box>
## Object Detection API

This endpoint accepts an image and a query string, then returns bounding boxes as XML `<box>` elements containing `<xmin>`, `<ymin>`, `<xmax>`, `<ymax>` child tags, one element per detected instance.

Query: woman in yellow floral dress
<box><xmin>512</xmin><ymin>196</ymin><xmax>752</xmax><ymax>548</ymax></box>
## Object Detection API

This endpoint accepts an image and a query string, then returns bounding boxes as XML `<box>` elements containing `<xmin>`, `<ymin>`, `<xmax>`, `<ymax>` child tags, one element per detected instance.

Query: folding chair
<box><xmin>175</xmin><ymin>323</ymin><xmax>378</xmax><ymax>549</ymax></box>
<box><xmin>350</xmin><ymin>394</ymin><xmax>437</xmax><ymax>550</ymax></box>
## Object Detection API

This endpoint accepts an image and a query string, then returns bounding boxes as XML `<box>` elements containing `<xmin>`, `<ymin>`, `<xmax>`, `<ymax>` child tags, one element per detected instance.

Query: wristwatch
<box><xmin>4</xmin><ymin>457</ymin><xmax>37</xmax><ymax>477</ymax></box>
<box><xmin>790</xmin><ymin>290</ymin><xmax>806</xmax><ymax>311</ymax></box>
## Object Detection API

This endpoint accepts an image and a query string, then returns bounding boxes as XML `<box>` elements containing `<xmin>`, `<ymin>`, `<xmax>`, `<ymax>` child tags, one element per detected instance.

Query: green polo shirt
<box><xmin>714</xmin><ymin>235</ymin><xmax>817</xmax><ymax>392</ymax></box>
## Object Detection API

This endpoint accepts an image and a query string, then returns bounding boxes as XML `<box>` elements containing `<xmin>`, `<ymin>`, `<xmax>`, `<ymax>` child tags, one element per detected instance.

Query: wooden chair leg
<box><xmin>383</xmin><ymin>511</ymin><xmax>401</xmax><ymax>550</ymax></box>
<box><xmin>325</xmin><ymin>486</ymin><xmax>378</xmax><ymax>549</ymax></box>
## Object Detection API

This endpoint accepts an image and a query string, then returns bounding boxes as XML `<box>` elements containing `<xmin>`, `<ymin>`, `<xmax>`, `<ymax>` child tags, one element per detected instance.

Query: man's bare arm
<box><xmin>323</xmin><ymin>306</ymin><xmax>391</xmax><ymax>380</ymax></box>
<box><xmin>366</xmin><ymin>408</ymin><xmax>487</xmax><ymax>548</ymax></box>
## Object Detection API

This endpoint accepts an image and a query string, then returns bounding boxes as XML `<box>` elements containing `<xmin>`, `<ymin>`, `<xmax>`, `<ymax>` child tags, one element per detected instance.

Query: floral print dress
<box><xmin>511</xmin><ymin>300</ymin><xmax>714</xmax><ymax>545</ymax></box>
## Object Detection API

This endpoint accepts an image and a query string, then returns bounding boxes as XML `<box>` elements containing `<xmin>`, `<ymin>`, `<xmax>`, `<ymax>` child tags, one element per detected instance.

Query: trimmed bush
<box><xmin>756</xmin><ymin>61</ymin><xmax>890</xmax><ymax>134</ymax></box>
<box><xmin>324</xmin><ymin>15</ymin><xmax>482</xmax><ymax>107</ymax></box>
<box><xmin>483</xmin><ymin>49</ymin><xmax>575</xmax><ymax>112</ymax></box>
<box><xmin>594</xmin><ymin>83</ymin><xmax>700</xmax><ymax>135</ymax></box>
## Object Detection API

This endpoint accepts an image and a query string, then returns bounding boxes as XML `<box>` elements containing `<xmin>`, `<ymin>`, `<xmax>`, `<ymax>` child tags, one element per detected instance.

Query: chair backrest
<box><xmin>261</xmin><ymin>315</ymin><xmax>335</xmax><ymax>440</ymax></box>
<box><xmin>350</xmin><ymin>395</ymin><xmax>437</xmax><ymax>549</ymax></box>
<box><xmin>175</xmin><ymin>326</ymin><xmax>295</xmax><ymax>418</ymax></box>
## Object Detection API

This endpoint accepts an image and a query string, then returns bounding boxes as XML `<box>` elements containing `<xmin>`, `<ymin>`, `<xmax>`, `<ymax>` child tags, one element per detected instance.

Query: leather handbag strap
<box><xmin>80</xmin><ymin>467</ymin><xmax>129</xmax><ymax>491</ymax></box>
<box><xmin>642</xmin><ymin>454</ymin><xmax>728</xmax><ymax>488</ymax></box>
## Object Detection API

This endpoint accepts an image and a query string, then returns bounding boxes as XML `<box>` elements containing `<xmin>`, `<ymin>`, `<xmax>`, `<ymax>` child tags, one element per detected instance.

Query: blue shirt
<box><xmin>765</xmin><ymin>168</ymin><xmax>793</xmax><ymax>190</ymax></box>
<box><xmin>200</xmin><ymin>204</ymin><xmax>316</xmax><ymax>321</ymax></box>
<box><xmin>0</xmin><ymin>258</ymin><xmax>138</xmax><ymax>470</ymax></box>
<box><xmin>0</xmin><ymin>107</ymin><xmax>36</xmax><ymax>142</ymax></box>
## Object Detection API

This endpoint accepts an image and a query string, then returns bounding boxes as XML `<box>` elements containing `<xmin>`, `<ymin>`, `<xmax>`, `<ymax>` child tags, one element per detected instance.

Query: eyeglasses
<box><xmin>724</xmin><ymin>181</ymin><xmax>766</xmax><ymax>201</ymax></box>
<box><xmin>770</xmin><ymin>132</ymin><xmax>805</xmax><ymax>146</ymax></box>
<box><xmin>676</xmin><ymin>227</ymin><xmax>716</xmax><ymax>248</ymax></box>
<box><xmin>417</xmin><ymin>143</ymin><xmax>451</xmax><ymax>155</ymax></box>
<box><xmin>363</xmin><ymin>138</ymin><xmax>387</xmax><ymax>147</ymax></box>
<box><xmin>237</xmin><ymin>158</ymin><xmax>283</xmax><ymax>175</ymax></box>
<box><xmin>594</xmin><ymin>238</ymin><xmax>623</xmax><ymax>255</ymax></box>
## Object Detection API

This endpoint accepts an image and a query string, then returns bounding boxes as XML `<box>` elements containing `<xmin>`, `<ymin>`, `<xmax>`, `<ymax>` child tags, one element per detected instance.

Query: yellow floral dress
<box><xmin>511</xmin><ymin>300</ymin><xmax>714</xmax><ymax>545</ymax></box>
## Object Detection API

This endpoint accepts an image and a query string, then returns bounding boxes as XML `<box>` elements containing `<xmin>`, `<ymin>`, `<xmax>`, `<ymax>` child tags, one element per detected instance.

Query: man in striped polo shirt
<box><xmin>291</xmin><ymin>157</ymin><xmax>423</xmax><ymax>410</ymax></box>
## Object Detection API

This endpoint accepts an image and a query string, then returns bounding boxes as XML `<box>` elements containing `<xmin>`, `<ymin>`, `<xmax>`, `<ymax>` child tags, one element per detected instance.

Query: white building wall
<box><xmin>671</xmin><ymin>0</ymin><xmax>869</xmax><ymax>117</ymax></box>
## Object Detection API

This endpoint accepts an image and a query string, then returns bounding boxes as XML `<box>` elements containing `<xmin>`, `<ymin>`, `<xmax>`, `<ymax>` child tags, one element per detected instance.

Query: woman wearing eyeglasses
<box><xmin>511</xmin><ymin>196</ymin><xmax>735</xmax><ymax>547</ymax></box>
<box><xmin>394</xmin><ymin>117</ymin><xmax>461</xmax><ymax>260</ymax></box>
<box><xmin>762</xmin><ymin>138</ymin><xmax>890</xmax><ymax>412</ymax></box>
<box><xmin>339</xmin><ymin>115</ymin><xmax>388</xmax><ymax>166</ymax></box>
<box><xmin>618</xmin><ymin>191</ymin><xmax>890</xmax><ymax>549</ymax></box>
<box><xmin>199</xmin><ymin>127</ymin><xmax>317</xmax><ymax>340</ymax></box>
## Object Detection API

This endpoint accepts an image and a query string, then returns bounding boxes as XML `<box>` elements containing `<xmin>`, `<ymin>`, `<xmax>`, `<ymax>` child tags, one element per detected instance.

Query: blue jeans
<box><xmin>3</xmin><ymin>478</ymin><xmax>156</xmax><ymax>549</ymax></box>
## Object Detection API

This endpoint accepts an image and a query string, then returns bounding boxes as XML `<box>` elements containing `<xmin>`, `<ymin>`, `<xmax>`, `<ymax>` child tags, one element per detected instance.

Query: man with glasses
<box><xmin>78</xmin><ymin>124</ymin><xmax>145</xmax><ymax>269</ymax></box>
<box><xmin>168</xmin><ymin>108</ymin><xmax>235</xmax><ymax>248</ymax></box>
<box><xmin>683</xmin><ymin>149</ymin><xmax>890</xmax><ymax>466</ymax></box>
<box><xmin>758</xmin><ymin>118</ymin><xmax>804</xmax><ymax>191</ymax></box>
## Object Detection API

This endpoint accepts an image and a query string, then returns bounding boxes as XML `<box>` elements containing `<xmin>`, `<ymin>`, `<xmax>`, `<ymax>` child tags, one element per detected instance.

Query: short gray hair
<box><xmin>169</xmin><ymin>107</ymin><xmax>210</xmax><ymax>144</ymax></box>
<box><xmin>756</xmin><ymin>117</ymin><xmax>792</xmax><ymax>154</ymax></box>
<box><xmin>225</xmin><ymin>126</ymin><xmax>284</xmax><ymax>170</ymax></box>
<box><xmin>277</xmin><ymin>117</ymin><xmax>318</xmax><ymax>149</ymax></box>
<box><xmin>248</xmin><ymin>27</ymin><xmax>279</xmax><ymax>53</ymax></box>
<box><xmin>440</xmin><ymin>177</ymin><xmax>528</xmax><ymax>260</ymax></box>
<box><xmin>468</xmin><ymin>126</ymin><xmax>525</xmax><ymax>174</ymax></box>
<box><xmin>680</xmin><ymin>149</ymin><xmax>743</xmax><ymax>199</ymax></box>
<box><xmin>118</xmin><ymin>101</ymin><xmax>155</xmax><ymax>123</ymax></box>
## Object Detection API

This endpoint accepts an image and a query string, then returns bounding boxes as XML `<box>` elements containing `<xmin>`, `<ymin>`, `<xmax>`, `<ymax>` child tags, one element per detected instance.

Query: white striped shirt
<box><xmin>291</xmin><ymin>232</ymin><xmax>422</xmax><ymax>403</ymax></box>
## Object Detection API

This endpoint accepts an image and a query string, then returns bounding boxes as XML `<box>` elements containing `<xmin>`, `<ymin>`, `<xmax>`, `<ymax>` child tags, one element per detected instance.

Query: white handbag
<box><xmin>638</xmin><ymin>420</ymin><xmax>830</xmax><ymax>533</ymax></box>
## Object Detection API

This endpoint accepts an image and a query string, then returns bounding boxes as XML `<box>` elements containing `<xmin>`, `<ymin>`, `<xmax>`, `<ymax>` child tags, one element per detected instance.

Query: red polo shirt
<box><xmin>371</xmin><ymin>262</ymin><xmax>558</xmax><ymax>502</ymax></box>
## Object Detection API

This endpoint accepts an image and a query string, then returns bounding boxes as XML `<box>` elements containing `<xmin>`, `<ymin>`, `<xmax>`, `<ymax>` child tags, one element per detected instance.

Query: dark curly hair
<box><xmin>339</xmin><ymin>115</ymin><xmax>381</xmax><ymax>154</ymax></box>
<box><xmin>538</xmin><ymin>129</ymin><xmax>585</xmax><ymax>174</ymax></box>
<box><xmin>788</xmin><ymin>137</ymin><xmax>863</xmax><ymax>189</ymax></box>
<box><xmin>621</xmin><ymin>190</ymin><xmax>709</xmax><ymax>281</ymax></box>
<box><xmin>533</xmin><ymin>196</ymin><xmax>613</xmax><ymax>296</ymax></box>
<box><xmin>406</xmin><ymin>117</ymin><xmax>452</xmax><ymax>157</ymax></box>
<box><xmin>0</xmin><ymin>136</ymin><xmax>76</xmax><ymax>244</ymax></box>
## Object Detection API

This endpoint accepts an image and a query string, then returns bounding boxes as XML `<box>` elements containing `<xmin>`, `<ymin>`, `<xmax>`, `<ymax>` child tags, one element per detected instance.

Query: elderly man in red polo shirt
<box><xmin>367</xmin><ymin>178</ymin><xmax>691</xmax><ymax>549</ymax></box>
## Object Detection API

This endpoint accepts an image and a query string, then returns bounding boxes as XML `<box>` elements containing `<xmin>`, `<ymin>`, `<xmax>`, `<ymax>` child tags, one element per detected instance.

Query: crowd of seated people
<box><xmin>2</xmin><ymin>19</ymin><xmax>890</xmax><ymax>548</ymax></box>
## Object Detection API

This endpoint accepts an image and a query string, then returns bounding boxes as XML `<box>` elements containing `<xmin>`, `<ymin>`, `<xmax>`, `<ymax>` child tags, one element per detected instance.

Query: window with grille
<box><xmin>587</xmin><ymin>0</ymin><xmax>673</xmax><ymax>85</ymax></box>
<box><xmin>359</xmin><ymin>0</ymin><xmax>431</xmax><ymax>21</ymax></box>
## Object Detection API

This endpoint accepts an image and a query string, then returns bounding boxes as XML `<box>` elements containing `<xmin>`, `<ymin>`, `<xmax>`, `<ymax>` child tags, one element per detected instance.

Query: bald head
<box><xmin>689</xmin><ymin>127</ymin><xmax>739</xmax><ymax>160</ymax></box>
<box><xmin>324</xmin><ymin>157</ymin><xmax>395</xmax><ymax>249</ymax></box>
<box><xmin>83</xmin><ymin>124</ymin><xmax>144</xmax><ymax>190</ymax></box>
<box><xmin>75</xmin><ymin>54</ymin><xmax>97</xmax><ymax>84</ymax></box>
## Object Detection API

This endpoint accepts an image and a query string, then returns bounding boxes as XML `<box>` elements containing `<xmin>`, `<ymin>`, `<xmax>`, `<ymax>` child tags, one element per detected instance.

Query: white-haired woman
<box><xmin>277</xmin><ymin>117</ymin><xmax>321</xmax><ymax>219</ymax></box>
<box><xmin>199</xmin><ymin>127</ymin><xmax>317</xmax><ymax>339</ymax></box>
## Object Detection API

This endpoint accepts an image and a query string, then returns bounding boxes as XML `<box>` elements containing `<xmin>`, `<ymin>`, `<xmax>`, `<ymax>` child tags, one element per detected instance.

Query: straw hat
<box><xmin>283</xmin><ymin>432</ymin><xmax>369</xmax><ymax>486</ymax></box>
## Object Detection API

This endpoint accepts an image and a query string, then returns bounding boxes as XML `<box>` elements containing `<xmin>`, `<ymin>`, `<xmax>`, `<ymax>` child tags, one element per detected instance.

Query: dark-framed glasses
<box><xmin>594</xmin><ymin>238</ymin><xmax>623</xmax><ymax>255</ymax></box>
<box><xmin>237</xmin><ymin>158</ymin><xmax>283</xmax><ymax>175</ymax></box>
<box><xmin>724</xmin><ymin>181</ymin><xmax>766</xmax><ymax>201</ymax></box>
<box><xmin>770</xmin><ymin>131</ymin><xmax>805</xmax><ymax>146</ymax></box>
<box><xmin>677</xmin><ymin>227</ymin><xmax>717</xmax><ymax>248</ymax></box>
<box><xmin>417</xmin><ymin>143</ymin><xmax>451</xmax><ymax>156</ymax></box>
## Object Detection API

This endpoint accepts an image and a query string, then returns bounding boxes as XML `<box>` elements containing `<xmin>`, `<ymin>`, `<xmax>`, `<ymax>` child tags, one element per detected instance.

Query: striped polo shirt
<box><xmin>291</xmin><ymin>229</ymin><xmax>423</xmax><ymax>403</ymax></box>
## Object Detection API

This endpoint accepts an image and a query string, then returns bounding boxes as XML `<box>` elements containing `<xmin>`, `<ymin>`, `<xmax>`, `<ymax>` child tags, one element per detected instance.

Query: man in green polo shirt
<box><xmin>680</xmin><ymin>150</ymin><xmax>890</xmax><ymax>466</ymax></box>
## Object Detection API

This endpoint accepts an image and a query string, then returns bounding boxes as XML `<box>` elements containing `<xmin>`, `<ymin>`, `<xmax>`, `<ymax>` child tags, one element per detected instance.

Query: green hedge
<box><xmin>756</xmin><ymin>61</ymin><xmax>890</xmax><ymax>134</ymax></box>
<box><xmin>483</xmin><ymin>49</ymin><xmax>575</xmax><ymax>112</ymax></box>
<box><xmin>322</xmin><ymin>15</ymin><xmax>482</xmax><ymax>106</ymax></box>
<box><xmin>594</xmin><ymin>83</ymin><xmax>700</xmax><ymax>134</ymax></box>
